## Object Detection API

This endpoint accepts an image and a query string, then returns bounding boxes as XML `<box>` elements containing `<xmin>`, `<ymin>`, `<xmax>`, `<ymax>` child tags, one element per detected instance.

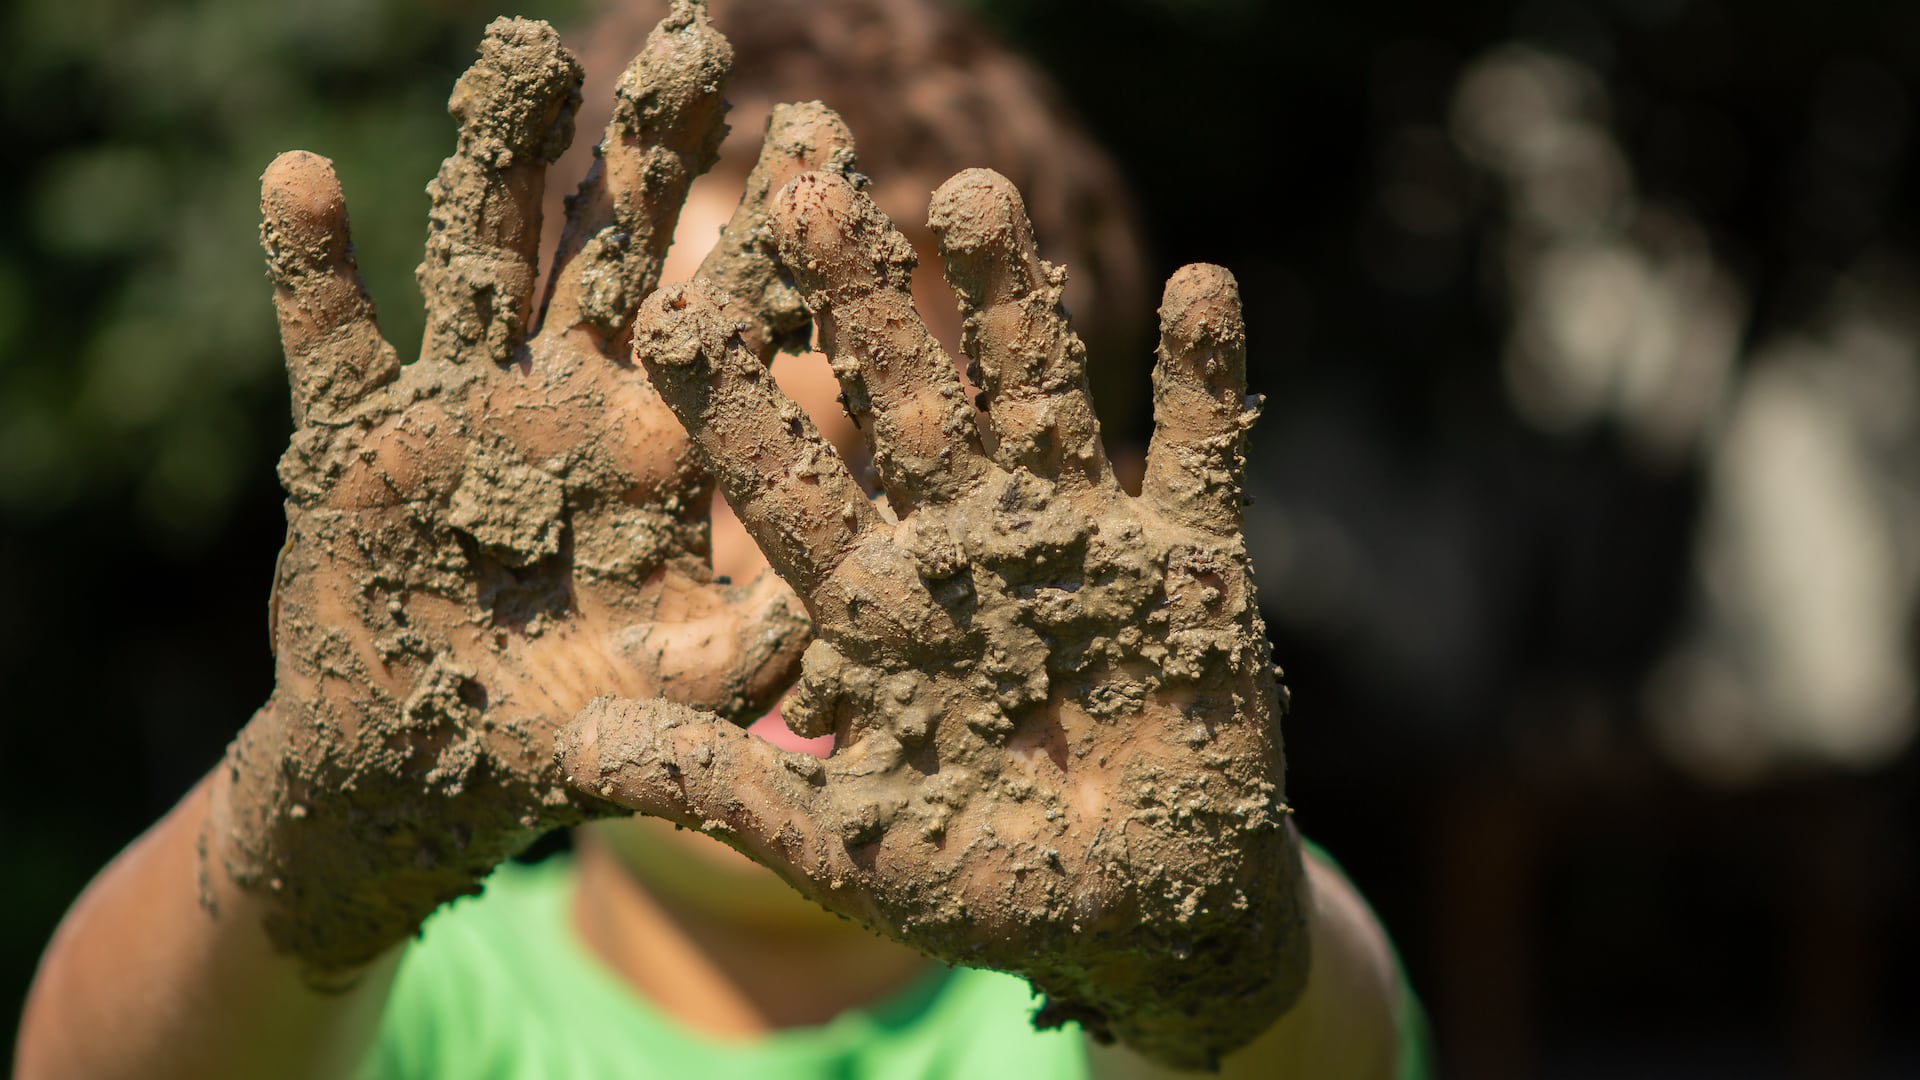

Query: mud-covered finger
<box><xmin>772</xmin><ymin>171</ymin><xmax>990</xmax><ymax>514</ymax></box>
<box><xmin>693</xmin><ymin>102</ymin><xmax>856</xmax><ymax>362</ymax></box>
<box><xmin>260</xmin><ymin>151</ymin><xmax>399</xmax><ymax>424</ymax></box>
<box><xmin>416</xmin><ymin>18</ymin><xmax>582</xmax><ymax>367</ymax></box>
<box><xmin>614</xmin><ymin>567</ymin><xmax>812</xmax><ymax>725</ymax></box>
<box><xmin>1142</xmin><ymin>264</ymin><xmax>1256</xmax><ymax>533</ymax></box>
<box><xmin>557</xmin><ymin>696</ymin><xmax>863</xmax><ymax>902</ymax></box>
<box><xmin>536</xmin><ymin>0</ymin><xmax>730</xmax><ymax>351</ymax></box>
<box><xmin>928</xmin><ymin>168</ymin><xmax>1108</xmax><ymax>488</ymax></box>
<box><xmin>633</xmin><ymin>279</ymin><xmax>879</xmax><ymax>597</ymax></box>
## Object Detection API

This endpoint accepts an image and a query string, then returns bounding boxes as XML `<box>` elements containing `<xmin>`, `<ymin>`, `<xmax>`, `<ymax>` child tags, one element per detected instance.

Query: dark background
<box><xmin>6</xmin><ymin>0</ymin><xmax>1920</xmax><ymax>1075</ymax></box>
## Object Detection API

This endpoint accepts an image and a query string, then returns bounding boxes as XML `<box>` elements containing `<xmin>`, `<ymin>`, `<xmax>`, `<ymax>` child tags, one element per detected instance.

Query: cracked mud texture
<box><xmin>566</xmin><ymin>167</ymin><xmax>1308</xmax><ymax>1069</ymax></box>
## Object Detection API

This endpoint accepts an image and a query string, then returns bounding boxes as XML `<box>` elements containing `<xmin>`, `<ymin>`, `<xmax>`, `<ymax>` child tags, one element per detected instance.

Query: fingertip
<box><xmin>262</xmin><ymin>150</ymin><xmax>343</xmax><ymax>223</ymax></box>
<box><xmin>763</xmin><ymin>102</ymin><xmax>855</xmax><ymax>171</ymax></box>
<box><xmin>927</xmin><ymin>167</ymin><xmax>1024</xmax><ymax>268</ymax></box>
<box><xmin>772</xmin><ymin>171</ymin><xmax>916</xmax><ymax>290</ymax></box>
<box><xmin>452</xmin><ymin>17</ymin><xmax>583</xmax><ymax>165</ymax></box>
<box><xmin>633</xmin><ymin>279</ymin><xmax>739</xmax><ymax>371</ymax></box>
<box><xmin>618</xmin><ymin>0</ymin><xmax>732</xmax><ymax>135</ymax></box>
<box><xmin>260</xmin><ymin>151</ymin><xmax>350</xmax><ymax>273</ymax></box>
<box><xmin>557</xmin><ymin>696</ymin><xmax>692</xmax><ymax>808</ymax></box>
<box><xmin>554</xmin><ymin>701</ymin><xmax>603</xmax><ymax>783</ymax></box>
<box><xmin>771</xmin><ymin>170</ymin><xmax>849</xmax><ymax>247</ymax></box>
<box><xmin>1166</xmin><ymin>261</ymin><xmax>1238</xmax><ymax>294</ymax></box>
<box><xmin>1157</xmin><ymin>264</ymin><xmax>1247</xmax><ymax>402</ymax></box>
<box><xmin>1159</xmin><ymin>263</ymin><xmax>1246</xmax><ymax>361</ymax></box>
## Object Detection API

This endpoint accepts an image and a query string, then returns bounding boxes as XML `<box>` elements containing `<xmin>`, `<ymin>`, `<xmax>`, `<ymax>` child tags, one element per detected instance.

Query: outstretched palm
<box><xmin>562</xmin><ymin>168</ymin><xmax>1308</xmax><ymax>1068</ymax></box>
<box><xmin>215</xmin><ymin>6</ymin><xmax>848</xmax><ymax>978</ymax></box>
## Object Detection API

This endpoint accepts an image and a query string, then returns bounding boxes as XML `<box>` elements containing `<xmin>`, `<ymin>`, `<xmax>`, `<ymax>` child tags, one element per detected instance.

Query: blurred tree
<box><xmin>0</xmin><ymin>0</ymin><xmax>581</xmax><ymax>547</ymax></box>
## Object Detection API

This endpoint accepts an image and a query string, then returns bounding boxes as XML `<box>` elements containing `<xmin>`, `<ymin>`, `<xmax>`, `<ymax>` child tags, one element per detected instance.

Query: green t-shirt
<box><xmin>361</xmin><ymin>851</ymin><xmax>1433</xmax><ymax>1079</ymax></box>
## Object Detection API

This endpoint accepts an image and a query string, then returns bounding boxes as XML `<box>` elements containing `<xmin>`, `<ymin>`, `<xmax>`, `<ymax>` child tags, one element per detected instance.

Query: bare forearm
<box><xmin>15</xmin><ymin>772</ymin><xmax>398</xmax><ymax>1080</ymax></box>
<box><xmin>1087</xmin><ymin>849</ymin><xmax>1406</xmax><ymax>1080</ymax></box>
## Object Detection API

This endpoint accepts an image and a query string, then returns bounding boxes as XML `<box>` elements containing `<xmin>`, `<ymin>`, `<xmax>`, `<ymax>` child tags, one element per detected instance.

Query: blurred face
<box><xmin>579</xmin><ymin>168</ymin><xmax>966</xmax><ymax>916</ymax></box>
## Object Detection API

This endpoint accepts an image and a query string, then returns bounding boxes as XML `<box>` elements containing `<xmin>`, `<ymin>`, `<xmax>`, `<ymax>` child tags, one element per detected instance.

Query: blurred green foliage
<box><xmin>0</xmin><ymin>0</ymin><xmax>580</xmax><ymax>546</ymax></box>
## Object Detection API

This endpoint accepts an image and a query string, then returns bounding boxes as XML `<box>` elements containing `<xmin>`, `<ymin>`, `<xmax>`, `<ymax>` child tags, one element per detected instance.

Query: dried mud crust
<box><xmin>565</xmin><ymin>168</ymin><xmax>1309</xmax><ymax>1068</ymax></box>
<box><xmin>213</xmin><ymin>7</ymin><xmax>853</xmax><ymax>978</ymax></box>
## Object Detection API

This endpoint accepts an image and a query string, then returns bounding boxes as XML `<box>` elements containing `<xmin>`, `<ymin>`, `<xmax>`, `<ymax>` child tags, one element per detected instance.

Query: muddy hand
<box><xmin>561</xmin><ymin>168</ymin><xmax>1309</xmax><ymax>1069</ymax></box>
<box><xmin>212</xmin><ymin>5</ymin><xmax>860</xmax><ymax>984</ymax></box>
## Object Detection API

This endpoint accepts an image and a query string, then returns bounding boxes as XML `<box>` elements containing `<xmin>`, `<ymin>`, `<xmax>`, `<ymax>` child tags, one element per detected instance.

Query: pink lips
<box><xmin>746</xmin><ymin>701</ymin><xmax>835</xmax><ymax>758</ymax></box>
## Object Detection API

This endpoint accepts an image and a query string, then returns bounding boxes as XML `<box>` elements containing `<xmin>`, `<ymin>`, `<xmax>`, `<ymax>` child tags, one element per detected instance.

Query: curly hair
<box><xmin>551</xmin><ymin>0</ymin><xmax>1151</xmax><ymax>432</ymax></box>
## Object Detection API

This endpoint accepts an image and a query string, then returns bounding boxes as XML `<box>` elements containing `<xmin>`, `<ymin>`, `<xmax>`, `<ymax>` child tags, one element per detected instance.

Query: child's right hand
<box><xmin>211</xmin><ymin>5</ymin><xmax>848</xmax><ymax>984</ymax></box>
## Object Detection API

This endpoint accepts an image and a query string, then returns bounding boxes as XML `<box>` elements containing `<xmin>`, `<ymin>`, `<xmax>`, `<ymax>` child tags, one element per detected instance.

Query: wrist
<box><xmin>203</xmin><ymin>698</ymin><xmax>487</xmax><ymax>982</ymax></box>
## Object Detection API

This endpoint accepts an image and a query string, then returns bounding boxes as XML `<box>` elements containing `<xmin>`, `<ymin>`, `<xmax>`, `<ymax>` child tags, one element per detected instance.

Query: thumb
<box><xmin>556</xmin><ymin>697</ymin><xmax>862</xmax><ymax>897</ymax></box>
<box><xmin>612</xmin><ymin>566</ymin><xmax>811</xmax><ymax>726</ymax></box>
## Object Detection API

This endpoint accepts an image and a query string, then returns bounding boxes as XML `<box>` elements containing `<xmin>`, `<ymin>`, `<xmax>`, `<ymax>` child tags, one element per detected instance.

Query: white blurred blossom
<box><xmin>1652</xmin><ymin>274</ymin><xmax>1920</xmax><ymax>779</ymax></box>
<box><xmin>1458</xmin><ymin>46</ymin><xmax>1919</xmax><ymax>779</ymax></box>
<box><xmin>1454</xmin><ymin>45</ymin><xmax>1741</xmax><ymax>463</ymax></box>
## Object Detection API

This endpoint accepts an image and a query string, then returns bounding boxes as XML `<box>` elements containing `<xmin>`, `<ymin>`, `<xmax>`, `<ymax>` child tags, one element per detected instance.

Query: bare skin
<box><xmin>17</xmin><ymin>779</ymin><xmax>401</xmax><ymax>1080</ymax></box>
<box><xmin>561</xmin><ymin>167</ymin><xmax>1310</xmax><ymax>1068</ymax></box>
<box><xmin>20</xmin><ymin>5</ymin><xmax>1405</xmax><ymax>1076</ymax></box>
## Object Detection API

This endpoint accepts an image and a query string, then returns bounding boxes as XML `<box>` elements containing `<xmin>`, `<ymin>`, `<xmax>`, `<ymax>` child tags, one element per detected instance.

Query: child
<box><xmin>17</xmin><ymin>3</ymin><xmax>1426</xmax><ymax>1076</ymax></box>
